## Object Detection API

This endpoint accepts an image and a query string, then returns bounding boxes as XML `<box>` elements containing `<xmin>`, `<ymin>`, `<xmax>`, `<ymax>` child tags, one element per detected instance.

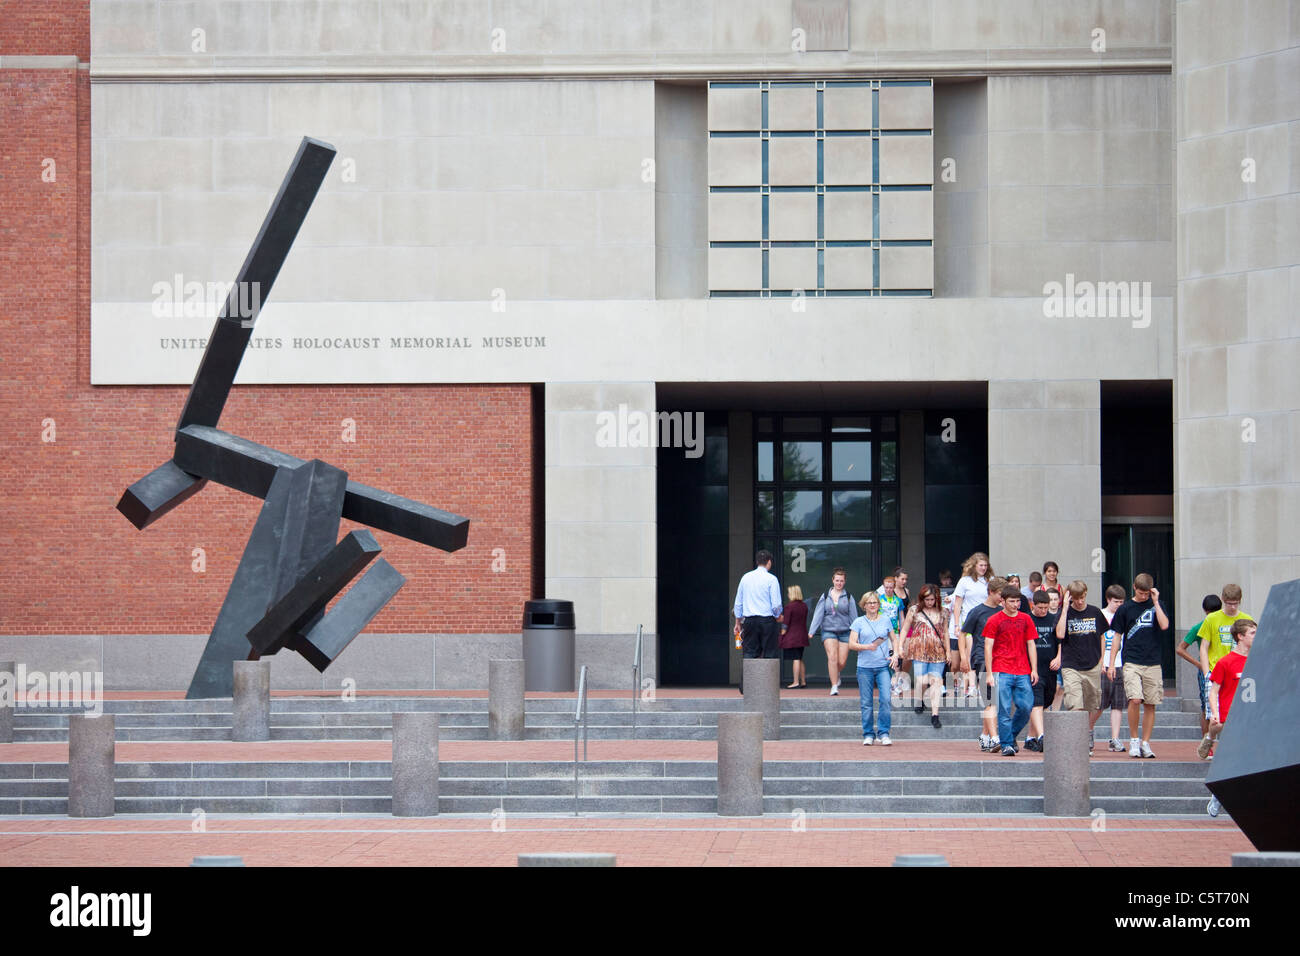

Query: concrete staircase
<box><xmin>8</xmin><ymin>695</ymin><xmax>1206</xmax><ymax>743</ymax></box>
<box><xmin>0</xmin><ymin>757</ymin><xmax>1213</xmax><ymax>816</ymax></box>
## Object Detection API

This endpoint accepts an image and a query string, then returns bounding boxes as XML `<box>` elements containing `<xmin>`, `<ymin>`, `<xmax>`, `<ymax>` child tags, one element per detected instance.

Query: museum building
<box><xmin>1</xmin><ymin>1</ymin><xmax>1295</xmax><ymax>694</ymax></box>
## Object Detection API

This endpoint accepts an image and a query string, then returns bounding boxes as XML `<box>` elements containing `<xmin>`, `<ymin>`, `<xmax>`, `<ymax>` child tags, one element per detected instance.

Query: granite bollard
<box><xmin>69</xmin><ymin>714</ymin><xmax>115</xmax><ymax>817</ymax></box>
<box><xmin>742</xmin><ymin>658</ymin><xmax>781</xmax><ymax>739</ymax></box>
<box><xmin>1043</xmin><ymin>709</ymin><xmax>1091</xmax><ymax>816</ymax></box>
<box><xmin>717</xmin><ymin>711</ymin><xmax>763</xmax><ymax>816</ymax></box>
<box><xmin>1232</xmin><ymin>852</ymin><xmax>1300</xmax><ymax>867</ymax></box>
<box><xmin>231</xmin><ymin>660</ymin><xmax>271</xmax><ymax>742</ymax></box>
<box><xmin>518</xmin><ymin>853</ymin><xmax>616</xmax><ymax>867</ymax></box>
<box><xmin>0</xmin><ymin>661</ymin><xmax>14</xmax><ymax>743</ymax></box>
<box><xmin>893</xmin><ymin>854</ymin><xmax>950</xmax><ymax>866</ymax></box>
<box><xmin>392</xmin><ymin>712</ymin><xmax>439</xmax><ymax>816</ymax></box>
<box><xmin>489</xmin><ymin>658</ymin><xmax>526</xmax><ymax>740</ymax></box>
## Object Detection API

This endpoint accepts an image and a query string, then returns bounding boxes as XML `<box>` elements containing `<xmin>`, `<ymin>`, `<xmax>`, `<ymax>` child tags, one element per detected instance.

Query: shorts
<box><xmin>949</xmin><ymin>637</ymin><xmax>960</xmax><ymax>652</ymax></box>
<box><xmin>782</xmin><ymin>646</ymin><xmax>804</xmax><ymax>661</ymax></box>
<box><xmin>1100</xmin><ymin>666</ymin><xmax>1127</xmax><ymax>710</ymax></box>
<box><xmin>824</xmin><ymin>630</ymin><xmax>851</xmax><ymax>644</ymax></box>
<box><xmin>1123</xmin><ymin>662</ymin><xmax>1164</xmax><ymax>707</ymax></box>
<box><xmin>912</xmin><ymin>660</ymin><xmax>945</xmax><ymax>679</ymax></box>
<box><xmin>1197</xmin><ymin>671</ymin><xmax>1211</xmax><ymax>719</ymax></box>
<box><xmin>1061</xmin><ymin>663</ymin><xmax>1102</xmax><ymax>712</ymax></box>
<box><xmin>1032</xmin><ymin>667</ymin><xmax>1058</xmax><ymax>708</ymax></box>
<box><xmin>969</xmin><ymin>649</ymin><xmax>985</xmax><ymax>675</ymax></box>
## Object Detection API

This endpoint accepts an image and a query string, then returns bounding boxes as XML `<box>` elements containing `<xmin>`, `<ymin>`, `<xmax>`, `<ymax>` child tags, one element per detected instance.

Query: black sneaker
<box><xmin>931</xmin><ymin>714</ymin><xmax>942</xmax><ymax>729</ymax></box>
<box><xmin>914</xmin><ymin>704</ymin><xmax>924</xmax><ymax>715</ymax></box>
<box><xmin>1024</xmin><ymin>737</ymin><xmax>1039</xmax><ymax>752</ymax></box>
<box><xmin>1001</xmin><ymin>745</ymin><xmax>1016</xmax><ymax>756</ymax></box>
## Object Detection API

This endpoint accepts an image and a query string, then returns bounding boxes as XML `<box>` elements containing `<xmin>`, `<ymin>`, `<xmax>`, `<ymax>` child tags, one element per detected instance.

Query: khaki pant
<box><xmin>1062</xmin><ymin>663</ymin><xmax>1102</xmax><ymax>712</ymax></box>
<box><xmin>1123</xmin><ymin>662</ymin><xmax>1164</xmax><ymax>706</ymax></box>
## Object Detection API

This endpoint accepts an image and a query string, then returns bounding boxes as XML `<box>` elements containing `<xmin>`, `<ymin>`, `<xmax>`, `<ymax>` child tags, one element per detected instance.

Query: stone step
<box><xmin>0</xmin><ymin>792</ymin><xmax>1218</xmax><ymax>816</ymax></box>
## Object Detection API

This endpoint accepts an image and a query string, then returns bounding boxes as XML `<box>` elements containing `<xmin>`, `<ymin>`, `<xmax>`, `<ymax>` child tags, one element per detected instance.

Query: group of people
<box><xmin>733</xmin><ymin>551</ymin><xmax>1259</xmax><ymax>792</ymax></box>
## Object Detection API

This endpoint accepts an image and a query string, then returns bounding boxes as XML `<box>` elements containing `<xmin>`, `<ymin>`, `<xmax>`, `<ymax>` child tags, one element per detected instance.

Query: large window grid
<box><xmin>708</xmin><ymin>79</ymin><xmax>934</xmax><ymax>297</ymax></box>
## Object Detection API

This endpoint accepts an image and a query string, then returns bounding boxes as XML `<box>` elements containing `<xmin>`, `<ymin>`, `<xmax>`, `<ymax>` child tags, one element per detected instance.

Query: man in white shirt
<box><xmin>733</xmin><ymin>550</ymin><xmax>784</xmax><ymax>690</ymax></box>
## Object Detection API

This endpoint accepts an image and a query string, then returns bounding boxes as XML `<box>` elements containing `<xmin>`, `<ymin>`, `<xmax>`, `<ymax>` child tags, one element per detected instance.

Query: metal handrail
<box><xmin>573</xmin><ymin>664</ymin><xmax>589</xmax><ymax>816</ymax></box>
<box><xmin>631</xmin><ymin>624</ymin><xmax>643</xmax><ymax>740</ymax></box>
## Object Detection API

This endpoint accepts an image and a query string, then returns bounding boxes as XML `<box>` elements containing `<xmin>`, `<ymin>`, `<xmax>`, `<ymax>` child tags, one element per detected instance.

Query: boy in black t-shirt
<box><xmin>1022</xmin><ymin>591</ymin><xmax>1060</xmax><ymax>751</ymax></box>
<box><xmin>1053</xmin><ymin>580</ymin><xmax>1108</xmax><ymax>754</ymax></box>
<box><xmin>1110</xmin><ymin>573</ymin><xmax>1170</xmax><ymax>758</ymax></box>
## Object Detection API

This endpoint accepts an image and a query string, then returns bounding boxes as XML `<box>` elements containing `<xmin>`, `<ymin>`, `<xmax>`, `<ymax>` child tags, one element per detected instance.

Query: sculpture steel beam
<box><xmin>115</xmin><ymin>136</ymin><xmax>470</xmax><ymax>698</ymax></box>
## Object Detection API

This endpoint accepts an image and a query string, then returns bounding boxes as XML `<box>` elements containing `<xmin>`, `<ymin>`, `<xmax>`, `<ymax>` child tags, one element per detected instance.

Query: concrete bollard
<box><xmin>192</xmin><ymin>856</ymin><xmax>245</xmax><ymax>867</ymax></box>
<box><xmin>1043</xmin><ymin>709</ymin><xmax>1091</xmax><ymax>816</ymax></box>
<box><xmin>893</xmin><ymin>854</ymin><xmax>950</xmax><ymax>866</ymax></box>
<box><xmin>488</xmin><ymin>658</ymin><xmax>526</xmax><ymax>740</ymax></box>
<box><xmin>392</xmin><ymin>712</ymin><xmax>439</xmax><ymax>816</ymax></box>
<box><xmin>0</xmin><ymin>661</ymin><xmax>14</xmax><ymax>743</ymax></box>
<box><xmin>742</xmin><ymin>658</ymin><xmax>781</xmax><ymax>740</ymax></box>
<box><xmin>68</xmin><ymin>714</ymin><xmax>115</xmax><ymax>817</ymax></box>
<box><xmin>717</xmin><ymin>711</ymin><xmax>763</xmax><ymax>816</ymax></box>
<box><xmin>231</xmin><ymin>660</ymin><xmax>271</xmax><ymax>742</ymax></box>
<box><xmin>1232</xmin><ymin>852</ymin><xmax>1300</xmax><ymax>867</ymax></box>
<box><xmin>518</xmin><ymin>853</ymin><xmax>616</xmax><ymax>867</ymax></box>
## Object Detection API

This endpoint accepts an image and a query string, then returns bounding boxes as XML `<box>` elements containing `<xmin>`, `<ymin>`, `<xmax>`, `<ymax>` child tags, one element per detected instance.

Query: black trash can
<box><xmin>522</xmin><ymin>599</ymin><xmax>576</xmax><ymax>691</ymax></box>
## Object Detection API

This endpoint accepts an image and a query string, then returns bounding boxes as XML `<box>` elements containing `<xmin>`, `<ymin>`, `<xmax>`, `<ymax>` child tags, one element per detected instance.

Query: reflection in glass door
<box><xmin>755</xmin><ymin>414</ymin><xmax>901</xmax><ymax>687</ymax></box>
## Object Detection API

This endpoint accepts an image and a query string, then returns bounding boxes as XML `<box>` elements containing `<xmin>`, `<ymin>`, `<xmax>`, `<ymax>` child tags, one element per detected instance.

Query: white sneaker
<box><xmin>830</xmin><ymin>683</ymin><xmax>840</xmax><ymax>697</ymax></box>
<box><xmin>1140</xmin><ymin>740</ymin><xmax>1156</xmax><ymax>758</ymax></box>
<box><xmin>878</xmin><ymin>734</ymin><xmax>892</xmax><ymax>746</ymax></box>
<box><xmin>1128</xmin><ymin>737</ymin><xmax>1140</xmax><ymax>758</ymax></box>
<box><xmin>1207</xmin><ymin>796</ymin><xmax>1221</xmax><ymax>818</ymax></box>
<box><xmin>863</xmin><ymin>736</ymin><xmax>874</xmax><ymax>746</ymax></box>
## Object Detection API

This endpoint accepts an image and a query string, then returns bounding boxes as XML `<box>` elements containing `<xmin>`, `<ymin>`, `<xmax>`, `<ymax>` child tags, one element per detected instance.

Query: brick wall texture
<box><xmin>0</xmin><ymin>4</ymin><xmax>537</xmax><ymax>635</ymax></box>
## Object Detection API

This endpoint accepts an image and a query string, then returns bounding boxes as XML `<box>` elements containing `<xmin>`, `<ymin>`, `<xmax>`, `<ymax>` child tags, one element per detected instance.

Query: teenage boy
<box><xmin>983</xmin><ymin>585</ymin><xmax>1039</xmax><ymax>756</ymax></box>
<box><xmin>1178</xmin><ymin>594</ymin><xmax>1223</xmax><ymax>748</ymax></box>
<box><xmin>1205</xmin><ymin>620</ymin><xmax>1256</xmax><ymax>815</ymax></box>
<box><xmin>1099</xmin><ymin>584</ymin><xmax>1127</xmax><ymax>751</ymax></box>
<box><xmin>1109</xmin><ymin>574</ymin><xmax>1170</xmax><ymax>758</ymax></box>
<box><xmin>1023</xmin><ymin>571</ymin><xmax>1043</xmax><ymax>604</ymax></box>
<box><xmin>1022</xmin><ymin>591</ymin><xmax>1059</xmax><ymax>752</ymax></box>
<box><xmin>1054</xmin><ymin>580</ymin><xmax>1108</xmax><ymax>754</ymax></box>
<box><xmin>1197</xmin><ymin>584</ymin><xmax>1254</xmax><ymax>686</ymax></box>
<box><xmin>963</xmin><ymin>577</ymin><xmax>1006</xmax><ymax>752</ymax></box>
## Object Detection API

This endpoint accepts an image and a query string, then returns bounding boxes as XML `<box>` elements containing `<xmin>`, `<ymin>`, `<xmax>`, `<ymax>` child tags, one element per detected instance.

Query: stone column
<box><xmin>742</xmin><ymin>658</ymin><xmax>781</xmax><ymax>739</ymax></box>
<box><xmin>1043</xmin><ymin>710</ymin><xmax>1091</xmax><ymax>816</ymax></box>
<box><xmin>231</xmin><ymin>660</ymin><xmax>271</xmax><ymax>742</ymax></box>
<box><xmin>717</xmin><ymin>711</ymin><xmax>763</xmax><ymax>816</ymax></box>
<box><xmin>0</xmin><ymin>661</ymin><xmax>14</xmax><ymax>743</ymax></box>
<box><xmin>518</xmin><ymin>853</ymin><xmax>617</xmax><ymax>867</ymax></box>
<box><xmin>545</xmin><ymin>382</ymin><xmax>658</xmax><ymax>689</ymax></box>
<box><xmin>68</xmin><ymin>714</ymin><xmax>115</xmax><ymax>818</ymax></box>
<box><xmin>488</xmin><ymin>658</ymin><xmax>526</xmax><ymax>740</ymax></box>
<box><xmin>392</xmin><ymin>712</ymin><xmax>439</xmax><ymax>816</ymax></box>
<box><xmin>988</xmin><ymin>381</ymin><xmax>1102</xmax><ymax>599</ymax></box>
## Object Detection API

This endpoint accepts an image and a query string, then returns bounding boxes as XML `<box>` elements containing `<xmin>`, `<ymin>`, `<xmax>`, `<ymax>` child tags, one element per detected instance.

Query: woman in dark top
<box><xmin>781</xmin><ymin>585</ymin><xmax>810</xmax><ymax>688</ymax></box>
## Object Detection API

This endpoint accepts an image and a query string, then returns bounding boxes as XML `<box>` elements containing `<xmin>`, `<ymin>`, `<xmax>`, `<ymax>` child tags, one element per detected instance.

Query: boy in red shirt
<box><xmin>1204</xmin><ymin>620</ymin><xmax>1255</xmax><ymax>817</ymax></box>
<box><xmin>983</xmin><ymin>585</ymin><xmax>1040</xmax><ymax>756</ymax></box>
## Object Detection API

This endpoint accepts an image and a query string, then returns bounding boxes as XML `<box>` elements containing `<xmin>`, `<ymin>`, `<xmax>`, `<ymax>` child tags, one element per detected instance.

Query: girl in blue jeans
<box><xmin>849</xmin><ymin>593</ymin><xmax>899</xmax><ymax>745</ymax></box>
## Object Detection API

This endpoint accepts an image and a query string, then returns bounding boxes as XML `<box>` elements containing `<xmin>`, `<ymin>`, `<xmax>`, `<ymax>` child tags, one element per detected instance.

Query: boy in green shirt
<box><xmin>1175</xmin><ymin>593</ymin><xmax>1222</xmax><ymax>740</ymax></box>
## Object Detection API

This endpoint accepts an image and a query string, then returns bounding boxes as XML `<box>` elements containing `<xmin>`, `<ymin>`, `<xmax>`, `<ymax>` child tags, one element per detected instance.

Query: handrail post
<box><xmin>632</xmin><ymin>624</ymin><xmax>642</xmax><ymax>740</ymax></box>
<box><xmin>574</xmin><ymin>664</ymin><xmax>588</xmax><ymax>816</ymax></box>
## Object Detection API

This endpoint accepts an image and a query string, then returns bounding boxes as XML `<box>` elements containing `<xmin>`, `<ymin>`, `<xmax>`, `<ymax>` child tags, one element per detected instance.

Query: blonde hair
<box><xmin>859</xmin><ymin>592</ymin><xmax>880</xmax><ymax>611</ymax></box>
<box><xmin>788</xmin><ymin>585</ymin><xmax>803</xmax><ymax>601</ymax></box>
<box><xmin>960</xmin><ymin>552</ymin><xmax>993</xmax><ymax>581</ymax></box>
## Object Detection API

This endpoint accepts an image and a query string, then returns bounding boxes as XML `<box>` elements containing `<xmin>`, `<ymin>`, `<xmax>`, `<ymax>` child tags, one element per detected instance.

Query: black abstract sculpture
<box><xmin>1204</xmin><ymin>577</ymin><xmax>1300</xmax><ymax>850</ymax></box>
<box><xmin>116</xmin><ymin>137</ymin><xmax>469</xmax><ymax>699</ymax></box>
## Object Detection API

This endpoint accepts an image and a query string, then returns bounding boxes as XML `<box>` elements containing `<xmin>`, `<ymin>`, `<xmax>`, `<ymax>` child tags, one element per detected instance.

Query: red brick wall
<box><xmin>0</xmin><ymin>4</ymin><xmax>536</xmax><ymax>636</ymax></box>
<box><xmin>0</xmin><ymin>0</ymin><xmax>90</xmax><ymax>59</ymax></box>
